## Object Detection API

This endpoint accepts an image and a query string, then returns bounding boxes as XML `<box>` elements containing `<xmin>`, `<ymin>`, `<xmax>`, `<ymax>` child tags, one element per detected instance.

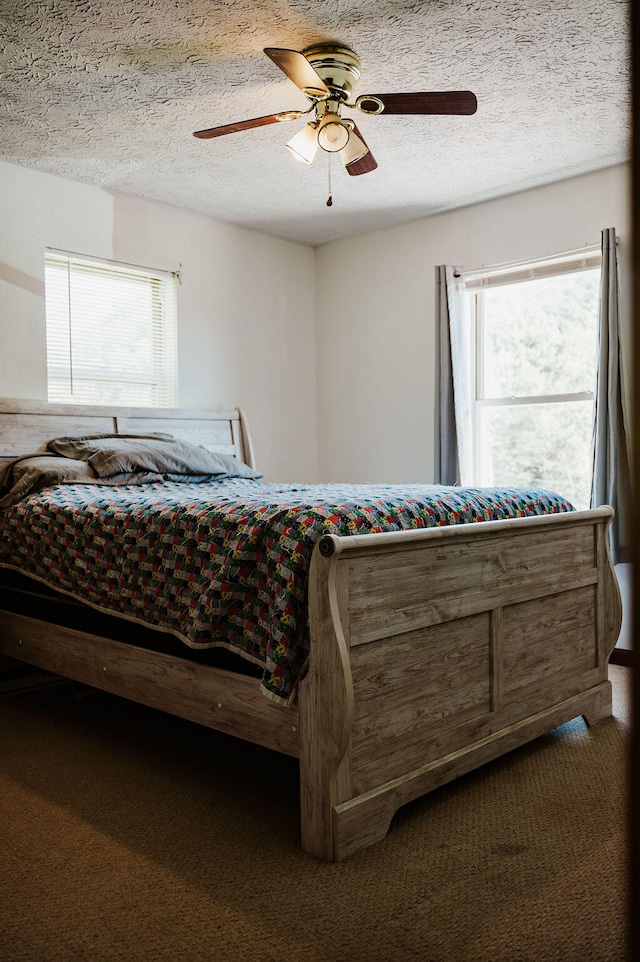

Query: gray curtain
<box><xmin>591</xmin><ymin>227</ymin><xmax>632</xmax><ymax>564</ymax></box>
<box><xmin>435</xmin><ymin>265</ymin><xmax>458</xmax><ymax>485</ymax></box>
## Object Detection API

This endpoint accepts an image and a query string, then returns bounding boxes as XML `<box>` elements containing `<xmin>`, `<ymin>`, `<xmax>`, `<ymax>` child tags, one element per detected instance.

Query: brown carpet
<box><xmin>0</xmin><ymin>666</ymin><xmax>630</xmax><ymax>962</ymax></box>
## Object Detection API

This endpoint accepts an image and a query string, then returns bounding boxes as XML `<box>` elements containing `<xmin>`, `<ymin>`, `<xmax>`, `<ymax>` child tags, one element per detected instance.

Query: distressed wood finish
<box><xmin>0</xmin><ymin>403</ymin><xmax>622</xmax><ymax>861</ymax></box>
<box><xmin>0</xmin><ymin>401</ymin><xmax>252</xmax><ymax>466</ymax></box>
<box><xmin>298</xmin><ymin>508</ymin><xmax>621</xmax><ymax>860</ymax></box>
<box><xmin>0</xmin><ymin>610</ymin><xmax>299</xmax><ymax>756</ymax></box>
<box><xmin>331</xmin><ymin>682</ymin><xmax>613</xmax><ymax>861</ymax></box>
<box><xmin>299</xmin><ymin>551</ymin><xmax>354</xmax><ymax>860</ymax></box>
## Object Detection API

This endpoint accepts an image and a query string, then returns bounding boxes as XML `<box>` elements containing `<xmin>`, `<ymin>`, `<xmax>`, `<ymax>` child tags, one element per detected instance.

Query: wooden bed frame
<box><xmin>0</xmin><ymin>401</ymin><xmax>622</xmax><ymax>861</ymax></box>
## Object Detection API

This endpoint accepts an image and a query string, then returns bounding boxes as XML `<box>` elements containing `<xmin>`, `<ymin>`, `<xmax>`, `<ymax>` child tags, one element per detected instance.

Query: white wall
<box><xmin>0</xmin><ymin>163</ymin><xmax>114</xmax><ymax>401</ymax></box>
<box><xmin>316</xmin><ymin>164</ymin><xmax>631</xmax><ymax>483</ymax></box>
<box><xmin>0</xmin><ymin>161</ymin><xmax>318</xmax><ymax>482</ymax></box>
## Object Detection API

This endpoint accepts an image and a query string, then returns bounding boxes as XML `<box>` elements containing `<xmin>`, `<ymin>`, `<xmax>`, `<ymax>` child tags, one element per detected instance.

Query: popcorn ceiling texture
<box><xmin>0</xmin><ymin>0</ymin><xmax>630</xmax><ymax>245</ymax></box>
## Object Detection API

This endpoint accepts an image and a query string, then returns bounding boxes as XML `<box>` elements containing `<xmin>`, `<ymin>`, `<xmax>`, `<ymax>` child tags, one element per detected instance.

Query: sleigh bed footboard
<box><xmin>298</xmin><ymin>507</ymin><xmax>621</xmax><ymax>861</ymax></box>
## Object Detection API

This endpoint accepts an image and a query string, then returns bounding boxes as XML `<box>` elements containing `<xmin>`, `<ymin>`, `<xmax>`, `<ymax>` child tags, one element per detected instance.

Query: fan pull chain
<box><xmin>326</xmin><ymin>152</ymin><xmax>333</xmax><ymax>207</ymax></box>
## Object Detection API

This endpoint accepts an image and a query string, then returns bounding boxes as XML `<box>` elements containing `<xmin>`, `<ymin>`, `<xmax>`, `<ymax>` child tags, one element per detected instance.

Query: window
<box><xmin>45</xmin><ymin>250</ymin><xmax>178</xmax><ymax>407</ymax></box>
<box><xmin>457</xmin><ymin>248</ymin><xmax>601</xmax><ymax>510</ymax></box>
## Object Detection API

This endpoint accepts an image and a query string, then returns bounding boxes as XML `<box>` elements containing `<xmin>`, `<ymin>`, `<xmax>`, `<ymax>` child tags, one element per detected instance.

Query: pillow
<box><xmin>46</xmin><ymin>432</ymin><xmax>173</xmax><ymax>462</ymax></box>
<box><xmin>0</xmin><ymin>455</ymin><xmax>98</xmax><ymax>508</ymax></box>
<box><xmin>0</xmin><ymin>452</ymin><xmax>169</xmax><ymax>509</ymax></box>
<box><xmin>47</xmin><ymin>434</ymin><xmax>262</xmax><ymax>480</ymax></box>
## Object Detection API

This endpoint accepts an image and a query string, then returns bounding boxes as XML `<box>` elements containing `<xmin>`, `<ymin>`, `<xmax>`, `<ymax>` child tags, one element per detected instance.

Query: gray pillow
<box><xmin>0</xmin><ymin>455</ymin><xmax>98</xmax><ymax>508</ymax></box>
<box><xmin>47</xmin><ymin>434</ymin><xmax>262</xmax><ymax>480</ymax></box>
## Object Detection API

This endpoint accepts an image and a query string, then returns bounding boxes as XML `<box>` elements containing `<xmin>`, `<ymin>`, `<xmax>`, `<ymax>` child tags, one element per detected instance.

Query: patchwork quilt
<box><xmin>0</xmin><ymin>479</ymin><xmax>574</xmax><ymax>704</ymax></box>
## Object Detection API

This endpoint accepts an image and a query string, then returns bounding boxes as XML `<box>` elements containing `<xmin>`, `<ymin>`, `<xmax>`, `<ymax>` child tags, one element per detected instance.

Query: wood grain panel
<box><xmin>501</xmin><ymin>586</ymin><xmax>597</xmax><ymax>703</ymax></box>
<box><xmin>490</xmin><ymin>607</ymin><xmax>502</xmax><ymax>711</ymax></box>
<box><xmin>0</xmin><ymin>412</ymin><xmax>116</xmax><ymax>455</ymax></box>
<box><xmin>350</xmin><ymin>659</ymin><xmax>605</xmax><ymax>802</ymax></box>
<box><xmin>333</xmin><ymin>681</ymin><xmax>612</xmax><ymax>861</ymax></box>
<box><xmin>124</xmin><ymin>416</ymin><xmax>235</xmax><ymax>455</ymax></box>
<box><xmin>349</xmin><ymin>613</ymin><xmax>491</xmax><ymax>794</ymax></box>
<box><xmin>348</xmin><ymin>565</ymin><xmax>598</xmax><ymax>646</ymax></box>
<box><xmin>349</xmin><ymin>525</ymin><xmax>594</xmax><ymax>615</ymax></box>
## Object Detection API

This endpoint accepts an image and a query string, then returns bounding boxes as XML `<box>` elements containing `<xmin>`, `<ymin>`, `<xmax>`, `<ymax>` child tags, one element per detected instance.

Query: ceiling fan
<box><xmin>193</xmin><ymin>44</ymin><xmax>477</xmax><ymax>184</ymax></box>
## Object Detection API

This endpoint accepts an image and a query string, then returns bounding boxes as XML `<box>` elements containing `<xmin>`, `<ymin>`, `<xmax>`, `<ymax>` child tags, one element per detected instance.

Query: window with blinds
<box><xmin>45</xmin><ymin>250</ymin><xmax>178</xmax><ymax>407</ymax></box>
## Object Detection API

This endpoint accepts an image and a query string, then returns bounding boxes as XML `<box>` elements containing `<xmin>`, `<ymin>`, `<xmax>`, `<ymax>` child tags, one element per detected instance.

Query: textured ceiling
<box><xmin>0</xmin><ymin>0</ymin><xmax>630</xmax><ymax>245</ymax></box>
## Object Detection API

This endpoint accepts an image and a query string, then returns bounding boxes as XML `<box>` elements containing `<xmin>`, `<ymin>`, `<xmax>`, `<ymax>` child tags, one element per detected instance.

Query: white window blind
<box><xmin>45</xmin><ymin>250</ymin><xmax>178</xmax><ymax>407</ymax></box>
<box><xmin>458</xmin><ymin>247</ymin><xmax>602</xmax><ymax>291</ymax></box>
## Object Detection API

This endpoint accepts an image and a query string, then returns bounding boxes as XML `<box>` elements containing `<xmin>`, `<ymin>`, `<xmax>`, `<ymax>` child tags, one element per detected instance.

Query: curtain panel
<box><xmin>591</xmin><ymin>227</ymin><xmax>632</xmax><ymax>564</ymax></box>
<box><xmin>435</xmin><ymin>265</ymin><xmax>474</xmax><ymax>486</ymax></box>
<box><xmin>435</xmin><ymin>266</ymin><xmax>458</xmax><ymax>485</ymax></box>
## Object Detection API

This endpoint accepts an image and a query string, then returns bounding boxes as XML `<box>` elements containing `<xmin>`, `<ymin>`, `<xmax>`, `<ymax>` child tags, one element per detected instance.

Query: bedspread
<box><xmin>0</xmin><ymin>479</ymin><xmax>573</xmax><ymax>704</ymax></box>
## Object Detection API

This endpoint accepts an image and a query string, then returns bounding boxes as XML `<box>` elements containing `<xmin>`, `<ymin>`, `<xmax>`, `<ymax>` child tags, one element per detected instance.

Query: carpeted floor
<box><xmin>0</xmin><ymin>666</ymin><xmax>630</xmax><ymax>962</ymax></box>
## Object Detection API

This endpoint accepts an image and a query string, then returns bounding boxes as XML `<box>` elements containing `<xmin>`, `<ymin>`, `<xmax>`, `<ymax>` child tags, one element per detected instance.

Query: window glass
<box><xmin>477</xmin><ymin>399</ymin><xmax>594</xmax><ymax>510</ymax></box>
<box><xmin>481</xmin><ymin>270</ymin><xmax>600</xmax><ymax>399</ymax></box>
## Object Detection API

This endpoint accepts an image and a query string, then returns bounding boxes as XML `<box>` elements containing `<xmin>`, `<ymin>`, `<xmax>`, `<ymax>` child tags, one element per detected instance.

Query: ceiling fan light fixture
<box><xmin>286</xmin><ymin>122</ymin><xmax>319</xmax><ymax>164</ymax></box>
<box><xmin>317</xmin><ymin>113</ymin><xmax>350</xmax><ymax>152</ymax></box>
<box><xmin>194</xmin><ymin>44</ymin><xmax>478</xmax><ymax>190</ymax></box>
<box><xmin>338</xmin><ymin>129</ymin><xmax>369</xmax><ymax>166</ymax></box>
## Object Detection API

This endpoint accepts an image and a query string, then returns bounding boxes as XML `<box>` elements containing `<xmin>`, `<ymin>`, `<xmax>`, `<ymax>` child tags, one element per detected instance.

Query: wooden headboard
<box><xmin>0</xmin><ymin>400</ymin><xmax>255</xmax><ymax>469</ymax></box>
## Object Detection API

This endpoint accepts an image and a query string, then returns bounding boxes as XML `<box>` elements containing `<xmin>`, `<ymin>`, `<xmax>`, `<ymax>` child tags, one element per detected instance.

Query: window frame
<box><xmin>456</xmin><ymin>246</ymin><xmax>601</xmax><ymax>494</ymax></box>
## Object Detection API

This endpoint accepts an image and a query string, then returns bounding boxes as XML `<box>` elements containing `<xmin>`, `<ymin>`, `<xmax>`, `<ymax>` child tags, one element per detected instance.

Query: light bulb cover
<box><xmin>286</xmin><ymin>123</ymin><xmax>319</xmax><ymax>164</ymax></box>
<box><xmin>338</xmin><ymin>129</ymin><xmax>369</xmax><ymax>166</ymax></box>
<box><xmin>317</xmin><ymin>113</ymin><xmax>350</xmax><ymax>152</ymax></box>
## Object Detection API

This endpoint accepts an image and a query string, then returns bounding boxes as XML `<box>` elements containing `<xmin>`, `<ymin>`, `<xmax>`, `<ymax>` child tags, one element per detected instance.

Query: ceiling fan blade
<box><xmin>345</xmin><ymin>125</ymin><xmax>378</xmax><ymax>176</ymax></box>
<box><xmin>365</xmin><ymin>91</ymin><xmax>477</xmax><ymax>115</ymax></box>
<box><xmin>263</xmin><ymin>47</ymin><xmax>330</xmax><ymax>96</ymax></box>
<box><xmin>193</xmin><ymin>114</ymin><xmax>281</xmax><ymax>139</ymax></box>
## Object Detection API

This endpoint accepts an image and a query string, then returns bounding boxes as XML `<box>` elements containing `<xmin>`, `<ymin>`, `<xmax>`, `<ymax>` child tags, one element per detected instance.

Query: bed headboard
<box><xmin>0</xmin><ymin>400</ymin><xmax>256</xmax><ymax>469</ymax></box>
